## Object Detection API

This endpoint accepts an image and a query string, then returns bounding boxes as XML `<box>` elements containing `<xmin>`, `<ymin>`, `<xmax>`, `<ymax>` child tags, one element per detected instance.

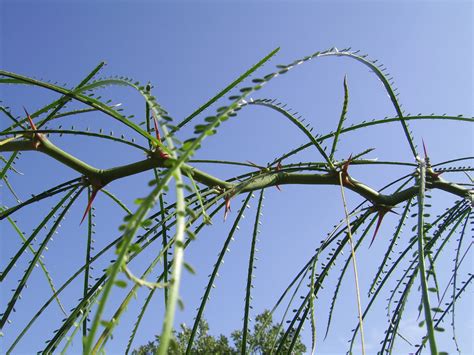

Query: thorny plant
<box><xmin>0</xmin><ymin>47</ymin><xmax>472</xmax><ymax>354</ymax></box>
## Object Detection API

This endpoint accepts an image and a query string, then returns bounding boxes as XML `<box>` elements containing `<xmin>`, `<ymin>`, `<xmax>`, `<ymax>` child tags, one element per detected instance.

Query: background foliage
<box><xmin>132</xmin><ymin>310</ymin><xmax>306</xmax><ymax>355</ymax></box>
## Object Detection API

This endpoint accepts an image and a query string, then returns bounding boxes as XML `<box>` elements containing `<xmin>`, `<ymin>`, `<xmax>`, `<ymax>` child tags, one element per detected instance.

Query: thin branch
<box><xmin>338</xmin><ymin>172</ymin><xmax>366</xmax><ymax>355</ymax></box>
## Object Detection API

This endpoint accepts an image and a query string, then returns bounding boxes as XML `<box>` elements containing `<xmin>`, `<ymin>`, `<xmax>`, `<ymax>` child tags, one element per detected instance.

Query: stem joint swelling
<box><xmin>81</xmin><ymin>174</ymin><xmax>104</xmax><ymax>191</ymax></box>
<box><xmin>27</xmin><ymin>131</ymin><xmax>44</xmax><ymax>150</ymax></box>
<box><xmin>148</xmin><ymin>146</ymin><xmax>170</xmax><ymax>161</ymax></box>
<box><xmin>335</xmin><ymin>155</ymin><xmax>354</xmax><ymax>187</ymax></box>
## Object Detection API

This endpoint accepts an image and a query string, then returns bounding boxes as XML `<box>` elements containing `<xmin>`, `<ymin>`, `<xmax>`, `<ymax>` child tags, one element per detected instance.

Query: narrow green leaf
<box><xmin>175</xmin><ymin>47</ymin><xmax>280</xmax><ymax>130</ymax></box>
<box><xmin>329</xmin><ymin>75</ymin><xmax>349</xmax><ymax>160</ymax></box>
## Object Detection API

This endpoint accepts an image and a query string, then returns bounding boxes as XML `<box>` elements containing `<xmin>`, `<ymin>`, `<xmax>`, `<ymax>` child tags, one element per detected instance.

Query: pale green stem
<box><xmin>416</xmin><ymin>160</ymin><xmax>438</xmax><ymax>354</ymax></box>
<box><xmin>156</xmin><ymin>170</ymin><xmax>185</xmax><ymax>355</ymax></box>
<box><xmin>338</xmin><ymin>172</ymin><xmax>366</xmax><ymax>355</ymax></box>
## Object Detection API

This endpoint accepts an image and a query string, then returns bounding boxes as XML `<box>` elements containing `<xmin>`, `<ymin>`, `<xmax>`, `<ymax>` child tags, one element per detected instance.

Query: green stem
<box><xmin>416</xmin><ymin>160</ymin><xmax>438</xmax><ymax>354</ymax></box>
<box><xmin>156</xmin><ymin>169</ymin><xmax>185</xmax><ymax>355</ymax></box>
<box><xmin>83</xmin><ymin>187</ymin><xmax>93</xmax><ymax>342</ymax></box>
<box><xmin>37</xmin><ymin>62</ymin><xmax>106</xmax><ymax>129</ymax></box>
<box><xmin>338</xmin><ymin>172</ymin><xmax>366</xmax><ymax>355</ymax></box>
<box><xmin>0</xmin><ymin>70</ymin><xmax>158</xmax><ymax>144</ymax></box>
<box><xmin>242</xmin><ymin>190</ymin><xmax>264</xmax><ymax>355</ymax></box>
<box><xmin>157</xmin><ymin>120</ymin><xmax>186</xmax><ymax>355</ymax></box>
<box><xmin>2</xmin><ymin>139</ymin><xmax>100</xmax><ymax>180</ymax></box>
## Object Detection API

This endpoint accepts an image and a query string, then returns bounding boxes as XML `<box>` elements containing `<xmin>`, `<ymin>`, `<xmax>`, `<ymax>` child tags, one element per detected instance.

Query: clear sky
<box><xmin>1</xmin><ymin>0</ymin><xmax>473</xmax><ymax>354</ymax></box>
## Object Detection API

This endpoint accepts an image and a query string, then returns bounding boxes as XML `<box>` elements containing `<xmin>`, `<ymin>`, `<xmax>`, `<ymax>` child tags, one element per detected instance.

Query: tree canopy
<box><xmin>132</xmin><ymin>310</ymin><xmax>306</xmax><ymax>355</ymax></box>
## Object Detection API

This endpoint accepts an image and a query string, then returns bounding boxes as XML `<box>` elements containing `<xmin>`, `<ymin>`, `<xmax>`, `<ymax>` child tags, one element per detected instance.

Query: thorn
<box><xmin>422</xmin><ymin>139</ymin><xmax>442</xmax><ymax>178</ymax></box>
<box><xmin>422</xmin><ymin>138</ymin><xmax>428</xmax><ymax>160</ymax></box>
<box><xmin>342</xmin><ymin>154</ymin><xmax>352</xmax><ymax>175</ymax></box>
<box><xmin>463</xmin><ymin>171</ymin><xmax>474</xmax><ymax>183</ymax></box>
<box><xmin>246</xmin><ymin>160</ymin><xmax>264</xmax><ymax>169</ymax></box>
<box><xmin>368</xmin><ymin>205</ymin><xmax>395</xmax><ymax>247</ymax></box>
<box><xmin>23</xmin><ymin>107</ymin><xmax>37</xmax><ymax>130</ymax></box>
<box><xmin>369</xmin><ymin>211</ymin><xmax>386</xmax><ymax>248</ymax></box>
<box><xmin>23</xmin><ymin>107</ymin><xmax>44</xmax><ymax>149</ymax></box>
<box><xmin>387</xmin><ymin>209</ymin><xmax>399</xmax><ymax>216</ymax></box>
<box><xmin>275</xmin><ymin>162</ymin><xmax>283</xmax><ymax>191</ymax></box>
<box><xmin>150</xmin><ymin>110</ymin><xmax>169</xmax><ymax>159</ymax></box>
<box><xmin>341</xmin><ymin>154</ymin><xmax>354</xmax><ymax>187</ymax></box>
<box><xmin>158</xmin><ymin>150</ymin><xmax>169</xmax><ymax>160</ymax></box>
<box><xmin>151</xmin><ymin>110</ymin><xmax>162</xmax><ymax>142</ymax></box>
<box><xmin>81</xmin><ymin>188</ymin><xmax>99</xmax><ymax>225</ymax></box>
<box><xmin>224</xmin><ymin>196</ymin><xmax>232</xmax><ymax>221</ymax></box>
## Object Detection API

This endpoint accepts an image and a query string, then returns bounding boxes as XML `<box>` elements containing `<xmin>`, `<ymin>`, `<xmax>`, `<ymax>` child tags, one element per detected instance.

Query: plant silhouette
<box><xmin>1</xmin><ymin>48</ymin><xmax>472</xmax><ymax>354</ymax></box>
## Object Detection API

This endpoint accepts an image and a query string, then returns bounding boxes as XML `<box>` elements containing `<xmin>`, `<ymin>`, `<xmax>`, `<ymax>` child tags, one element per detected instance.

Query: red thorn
<box><xmin>151</xmin><ymin>111</ymin><xmax>169</xmax><ymax>159</ymax></box>
<box><xmin>224</xmin><ymin>196</ymin><xmax>232</xmax><ymax>221</ymax></box>
<box><xmin>158</xmin><ymin>151</ymin><xmax>169</xmax><ymax>159</ymax></box>
<box><xmin>81</xmin><ymin>188</ymin><xmax>99</xmax><ymax>225</ymax></box>
<box><xmin>369</xmin><ymin>211</ymin><xmax>386</xmax><ymax>248</ymax></box>
<box><xmin>275</xmin><ymin>162</ymin><xmax>282</xmax><ymax>191</ymax></box>
<box><xmin>23</xmin><ymin>107</ymin><xmax>42</xmax><ymax>149</ymax></box>
<box><xmin>341</xmin><ymin>154</ymin><xmax>354</xmax><ymax>187</ymax></box>
<box><xmin>150</xmin><ymin>111</ymin><xmax>169</xmax><ymax>159</ymax></box>
<box><xmin>23</xmin><ymin>107</ymin><xmax>37</xmax><ymax>130</ymax></box>
<box><xmin>422</xmin><ymin>139</ymin><xmax>428</xmax><ymax>160</ymax></box>
<box><xmin>151</xmin><ymin>111</ymin><xmax>162</xmax><ymax>142</ymax></box>
<box><xmin>342</xmin><ymin>154</ymin><xmax>353</xmax><ymax>174</ymax></box>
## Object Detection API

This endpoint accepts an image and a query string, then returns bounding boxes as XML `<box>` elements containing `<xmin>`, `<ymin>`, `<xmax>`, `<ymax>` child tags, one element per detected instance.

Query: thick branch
<box><xmin>0</xmin><ymin>138</ymin><xmax>232</xmax><ymax>189</ymax></box>
<box><xmin>99</xmin><ymin>156</ymin><xmax>233</xmax><ymax>189</ymax></box>
<box><xmin>1</xmin><ymin>138</ymin><xmax>471</xmax><ymax>208</ymax></box>
<box><xmin>236</xmin><ymin>171</ymin><xmax>471</xmax><ymax>205</ymax></box>
<box><xmin>2</xmin><ymin>139</ymin><xmax>101</xmax><ymax>180</ymax></box>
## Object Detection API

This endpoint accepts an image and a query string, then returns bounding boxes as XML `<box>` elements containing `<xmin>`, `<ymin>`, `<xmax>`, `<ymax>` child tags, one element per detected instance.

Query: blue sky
<box><xmin>1</xmin><ymin>1</ymin><xmax>472</xmax><ymax>354</ymax></box>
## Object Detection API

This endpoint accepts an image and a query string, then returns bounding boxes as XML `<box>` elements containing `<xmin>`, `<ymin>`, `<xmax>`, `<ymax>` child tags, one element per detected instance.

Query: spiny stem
<box><xmin>1</xmin><ymin>136</ymin><xmax>470</xmax><ymax>206</ymax></box>
<box><xmin>83</xmin><ymin>187</ymin><xmax>94</xmax><ymax>342</ymax></box>
<box><xmin>241</xmin><ymin>189</ymin><xmax>264</xmax><ymax>355</ymax></box>
<box><xmin>37</xmin><ymin>61</ymin><xmax>106</xmax><ymax>130</ymax></box>
<box><xmin>174</xmin><ymin>47</ymin><xmax>280</xmax><ymax>131</ymax></box>
<box><xmin>146</xmin><ymin>83</ymin><xmax>169</xmax><ymax>308</ymax></box>
<box><xmin>416</xmin><ymin>159</ymin><xmax>438</xmax><ymax>354</ymax></box>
